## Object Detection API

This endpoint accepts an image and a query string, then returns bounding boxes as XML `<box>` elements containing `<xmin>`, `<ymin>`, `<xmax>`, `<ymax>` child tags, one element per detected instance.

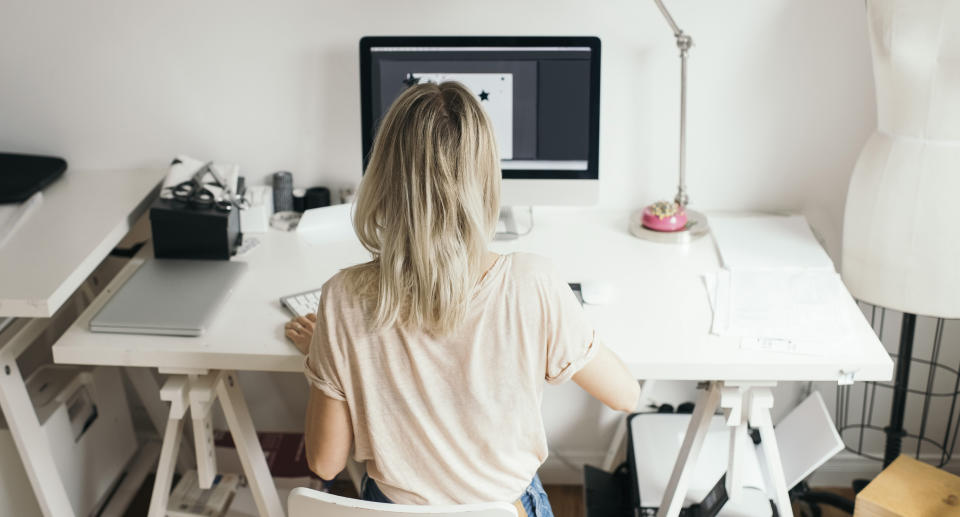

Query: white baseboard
<box><xmin>539</xmin><ymin>451</ymin><xmax>606</xmax><ymax>485</ymax></box>
<box><xmin>539</xmin><ymin>449</ymin><xmax>960</xmax><ymax>488</ymax></box>
<box><xmin>808</xmin><ymin>450</ymin><xmax>960</xmax><ymax>487</ymax></box>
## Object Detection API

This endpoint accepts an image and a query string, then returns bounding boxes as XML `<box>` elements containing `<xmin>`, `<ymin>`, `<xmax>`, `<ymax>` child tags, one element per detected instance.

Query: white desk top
<box><xmin>0</xmin><ymin>168</ymin><xmax>165</xmax><ymax>318</ymax></box>
<box><xmin>52</xmin><ymin>208</ymin><xmax>893</xmax><ymax>383</ymax></box>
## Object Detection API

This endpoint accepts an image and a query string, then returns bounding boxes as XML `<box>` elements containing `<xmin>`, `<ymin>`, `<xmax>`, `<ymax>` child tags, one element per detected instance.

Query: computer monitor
<box><xmin>359</xmin><ymin>36</ymin><xmax>601</xmax><ymax>208</ymax></box>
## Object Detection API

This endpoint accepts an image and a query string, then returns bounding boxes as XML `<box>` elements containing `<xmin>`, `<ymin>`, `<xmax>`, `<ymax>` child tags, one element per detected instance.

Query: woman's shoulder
<box><xmin>319</xmin><ymin>267</ymin><xmax>368</xmax><ymax>310</ymax></box>
<box><xmin>504</xmin><ymin>252</ymin><xmax>563</xmax><ymax>286</ymax></box>
<box><xmin>507</xmin><ymin>252</ymin><xmax>554</xmax><ymax>271</ymax></box>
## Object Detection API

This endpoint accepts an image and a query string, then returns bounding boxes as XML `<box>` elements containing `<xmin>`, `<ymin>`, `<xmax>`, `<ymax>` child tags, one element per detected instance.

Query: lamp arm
<box><xmin>652</xmin><ymin>0</ymin><xmax>693</xmax><ymax>207</ymax></box>
<box><xmin>652</xmin><ymin>0</ymin><xmax>683</xmax><ymax>38</ymax></box>
<box><xmin>653</xmin><ymin>0</ymin><xmax>693</xmax><ymax>53</ymax></box>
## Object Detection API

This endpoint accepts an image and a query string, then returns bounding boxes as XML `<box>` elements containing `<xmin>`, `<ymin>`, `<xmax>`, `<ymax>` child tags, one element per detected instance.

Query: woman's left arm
<box><xmin>304</xmin><ymin>385</ymin><xmax>353</xmax><ymax>480</ymax></box>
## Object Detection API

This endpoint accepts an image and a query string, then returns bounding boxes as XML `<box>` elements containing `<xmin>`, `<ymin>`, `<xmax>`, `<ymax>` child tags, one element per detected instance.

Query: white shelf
<box><xmin>0</xmin><ymin>168</ymin><xmax>165</xmax><ymax>318</ymax></box>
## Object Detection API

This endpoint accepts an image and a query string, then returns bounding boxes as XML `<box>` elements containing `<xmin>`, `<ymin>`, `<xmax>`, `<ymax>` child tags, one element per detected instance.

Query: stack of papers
<box><xmin>706</xmin><ymin>215</ymin><xmax>852</xmax><ymax>355</ymax></box>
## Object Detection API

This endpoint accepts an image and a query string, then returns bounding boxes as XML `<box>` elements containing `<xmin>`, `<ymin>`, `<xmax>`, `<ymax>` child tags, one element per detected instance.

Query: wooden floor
<box><xmin>542</xmin><ymin>485</ymin><xmax>584</xmax><ymax>517</ymax></box>
<box><xmin>541</xmin><ymin>485</ymin><xmax>857</xmax><ymax>517</ymax></box>
<box><xmin>124</xmin><ymin>477</ymin><xmax>852</xmax><ymax>516</ymax></box>
<box><xmin>332</xmin><ymin>482</ymin><xmax>856</xmax><ymax>517</ymax></box>
<box><xmin>330</xmin><ymin>482</ymin><xmax>584</xmax><ymax>516</ymax></box>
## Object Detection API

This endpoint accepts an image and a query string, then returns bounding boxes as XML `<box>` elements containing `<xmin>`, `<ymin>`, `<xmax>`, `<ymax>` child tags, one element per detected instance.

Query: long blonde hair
<box><xmin>344</xmin><ymin>81</ymin><xmax>501</xmax><ymax>335</ymax></box>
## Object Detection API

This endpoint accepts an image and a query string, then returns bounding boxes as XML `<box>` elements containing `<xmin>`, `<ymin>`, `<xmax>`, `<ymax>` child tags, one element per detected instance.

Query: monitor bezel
<box><xmin>359</xmin><ymin>36</ymin><xmax>601</xmax><ymax>181</ymax></box>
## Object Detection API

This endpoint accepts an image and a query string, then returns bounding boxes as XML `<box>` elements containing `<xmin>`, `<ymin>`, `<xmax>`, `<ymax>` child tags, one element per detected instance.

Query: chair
<box><xmin>288</xmin><ymin>487</ymin><xmax>519</xmax><ymax>517</ymax></box>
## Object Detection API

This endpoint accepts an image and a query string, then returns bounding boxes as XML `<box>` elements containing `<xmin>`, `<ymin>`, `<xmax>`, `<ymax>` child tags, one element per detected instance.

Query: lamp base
<box><xmin>629</xmin><ymin>208</ymin><xmax>709</xmax><ymax>244</ymax></box>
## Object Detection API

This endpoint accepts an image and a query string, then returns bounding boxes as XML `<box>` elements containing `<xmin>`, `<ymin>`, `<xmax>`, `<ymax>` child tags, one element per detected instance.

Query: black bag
<box><xmin>0</xmin><ymin>153</ymin><xmax>67</xmax><ymax>203</ymax></box>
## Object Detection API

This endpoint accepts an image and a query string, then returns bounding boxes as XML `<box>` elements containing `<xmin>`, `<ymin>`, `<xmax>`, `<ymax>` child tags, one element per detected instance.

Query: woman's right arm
<box><xmin>572</xmin><ymin>343</ymin><xmax>641</xmax><ymax>413</ymax></box>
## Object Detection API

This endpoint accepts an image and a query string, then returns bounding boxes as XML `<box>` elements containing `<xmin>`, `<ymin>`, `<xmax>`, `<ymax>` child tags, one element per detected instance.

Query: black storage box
<box><xmin>149</xmin><ymin>197</ymin><xmax>241</xmax><ymax>260</ymax></box>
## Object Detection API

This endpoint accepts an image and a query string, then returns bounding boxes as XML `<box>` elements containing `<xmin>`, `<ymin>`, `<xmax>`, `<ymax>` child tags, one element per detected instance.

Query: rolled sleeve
<box><xmin>304</xmin><ymin>354</ymin><xmax>346</xmax><ymax>401</ymax></box>
<box><xmin>546</xmin><ymin>330</ymin><xmax>600</xmax><ymax>385</ymax></box>
<box><xmin>544</xmin><ymin>268</ymin><xmax>601</xmax><ymax>385</ymax></box>
<box><xmin>302</xmin><ymin>288</ymin><xmax>347</xmax><ymax>401</ymax></box>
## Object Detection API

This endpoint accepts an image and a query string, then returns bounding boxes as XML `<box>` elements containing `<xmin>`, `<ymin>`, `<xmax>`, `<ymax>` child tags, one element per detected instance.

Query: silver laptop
<box><xmin>90</xmin><ymin>259</ymin><xmax>246</xmax><ymax>336</ymax></box>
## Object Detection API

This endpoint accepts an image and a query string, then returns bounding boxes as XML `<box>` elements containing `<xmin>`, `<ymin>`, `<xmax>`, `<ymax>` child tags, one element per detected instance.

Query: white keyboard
<box><xmin>280</xmin><ymin>288</ymin><xmax>322</xmax><ymax>318</ymax></box>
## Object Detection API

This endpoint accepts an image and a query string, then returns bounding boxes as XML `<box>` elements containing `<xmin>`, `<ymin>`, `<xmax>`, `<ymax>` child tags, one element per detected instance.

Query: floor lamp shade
<box><xmin>842</xmin><ymin>0</ymin><xmax>960</xmax><ymax>319</ymax></box>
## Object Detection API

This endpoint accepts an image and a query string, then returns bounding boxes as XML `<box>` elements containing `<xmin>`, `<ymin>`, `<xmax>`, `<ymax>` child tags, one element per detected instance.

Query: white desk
<box><xmin>0</xmin><ymin>168</ymin><xmax>165</xmax><ymax>318</ymax></box>
<box><xmin>0</xmin><ymin>168</ymin><xmax>165</xmax><ymax>517</ymax></box>
<box><xmin>52</xmin><ymin>207</ymin><xmax>893</xmax><ymax>517</ymax></box>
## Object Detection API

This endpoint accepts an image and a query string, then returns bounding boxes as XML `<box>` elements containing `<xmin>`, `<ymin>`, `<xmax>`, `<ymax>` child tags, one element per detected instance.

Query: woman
<box><xmin>286</xmin><ymin>81</ymin><xmax>640</xmax><ymax>516</ymax></box>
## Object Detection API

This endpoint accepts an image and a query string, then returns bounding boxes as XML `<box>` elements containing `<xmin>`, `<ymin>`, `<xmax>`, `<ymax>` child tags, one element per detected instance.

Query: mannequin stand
<box><xmin>884</xmin><ymin>313</ymin><xmax>916</xmax><ymax>467</ymax></box>
<box><xmin>836</xmin><ymin>306</ymin><xmax>957</xmax><ymax>468</ymax></box>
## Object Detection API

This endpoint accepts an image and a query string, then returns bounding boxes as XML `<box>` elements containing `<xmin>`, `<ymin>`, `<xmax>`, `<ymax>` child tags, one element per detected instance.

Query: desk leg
<box><xmin>657</xmin><ymin>382</ymin><xmax>721</xmax><ymax>517</ymax></box>
<box><xmin>747</xmin><ymin>388</ymin><xmax>793</xmax><ymax>517</ymax></box>
<box><xmin>189</xmin><ymin>373</ymin><xmax>222</xmax><ymax>489</ymax></box>
<box><xmin>346</xmin><ymin>457</ymin><xmax>365</xmax><ymax>495</ymax></box>
<box><xmin>125</xmin><ymin>367</ymin><xmax>194</xmax><ymax>473</ymax></box>
<box><xmin>216</xmin><ymin>371</ymin><xmax>285</xmax><ymax>517</ymax></box>
<box><xmin>0</xmin><ymin>356</ymin><xmax>75</xmax><ymax>517</ymax></box>
<box><xmin>149</xmin><ymin>376</ymin><xmax>190</xmax><ymax>517</ymax></box>
<box><xmin>602</xmin><ymin>379</ymin><xmax>657</xmax><ymax>472</ymax></box>
<box><xmin>720</xmin><ymin>384</ymin><xmax>749</xmax><ymax>502</ymax></box>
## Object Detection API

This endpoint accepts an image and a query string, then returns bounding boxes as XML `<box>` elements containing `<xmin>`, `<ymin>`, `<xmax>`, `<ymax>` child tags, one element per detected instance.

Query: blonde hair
<box><xmin>344</xmin><ymin>81</ymin><xmax>501</xmax><ymax>335</ymax></box>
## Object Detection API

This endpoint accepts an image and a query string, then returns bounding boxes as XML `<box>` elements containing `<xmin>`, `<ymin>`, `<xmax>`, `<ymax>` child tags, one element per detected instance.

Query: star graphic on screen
<box><xmin>479</xmin><ymin>90</ymin><xmax>490</xmax><ymax>101</ymax></box>
<box><xmin>402</xmin><ymin>73</ymin><xmax>420</xmax><ymax>87</ymax></box>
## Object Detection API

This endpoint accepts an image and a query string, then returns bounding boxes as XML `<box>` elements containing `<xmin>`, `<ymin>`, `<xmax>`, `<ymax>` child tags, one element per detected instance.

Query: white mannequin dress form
<box><xmin>842</xmin><ymin>0</ymin><xmax>960</xmax><ymax>319</ymax></box>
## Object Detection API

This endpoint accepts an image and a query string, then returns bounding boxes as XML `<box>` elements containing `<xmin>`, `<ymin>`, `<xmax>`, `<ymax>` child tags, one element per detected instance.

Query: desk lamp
<box><xmin>629</xmin><ymin>0</ymin><xmax>709</xmax><ymax>243</ymax></box>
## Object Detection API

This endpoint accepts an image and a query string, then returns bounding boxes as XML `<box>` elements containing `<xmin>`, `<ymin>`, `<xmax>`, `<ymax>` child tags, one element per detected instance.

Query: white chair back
<box><xmin>288</xmin><ymin>487</ymin><xmax>518</xmax><ymax>517</ymax></box>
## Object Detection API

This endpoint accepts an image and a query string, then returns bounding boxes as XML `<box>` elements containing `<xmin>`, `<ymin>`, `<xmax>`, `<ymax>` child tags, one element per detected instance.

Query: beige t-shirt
<box><xmin>303</xmin><ymin>252</ymin><xmax>598</xmax><ymax>505</ymax></box>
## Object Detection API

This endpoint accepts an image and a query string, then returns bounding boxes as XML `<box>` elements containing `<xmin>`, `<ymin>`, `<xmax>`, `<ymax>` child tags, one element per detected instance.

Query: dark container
<box><xmin>149</xmin><ymin>197</ymin><xmax>241</xmax><ymax>260</ymax></box>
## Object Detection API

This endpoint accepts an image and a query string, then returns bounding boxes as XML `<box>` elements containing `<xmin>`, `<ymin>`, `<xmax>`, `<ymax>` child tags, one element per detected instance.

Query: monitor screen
<box><xmin>360</xmin><ymin>37</ymin><xmax>600</xmax><ymax>181</ymax></box>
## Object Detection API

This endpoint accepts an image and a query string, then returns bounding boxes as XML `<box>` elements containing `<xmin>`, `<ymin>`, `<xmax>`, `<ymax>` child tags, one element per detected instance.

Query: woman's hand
<box><xmin>285</xmin><ymin>313</ymin><xmax>317</xmax><ymax>354</ymax></box>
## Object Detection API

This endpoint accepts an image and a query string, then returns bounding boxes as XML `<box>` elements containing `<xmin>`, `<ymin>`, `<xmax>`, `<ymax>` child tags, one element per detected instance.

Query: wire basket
<box><xmin>835</xmin><ymin>304</ymin><xmax>960</xmax><ymax>467</ymax></box>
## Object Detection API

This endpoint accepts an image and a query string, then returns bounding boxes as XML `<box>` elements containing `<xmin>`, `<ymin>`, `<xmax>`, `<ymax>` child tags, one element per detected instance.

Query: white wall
<box><xmin>2</xmin><ymin>0</ymin><xmax>885</xmax><ymax>483</ymax></box>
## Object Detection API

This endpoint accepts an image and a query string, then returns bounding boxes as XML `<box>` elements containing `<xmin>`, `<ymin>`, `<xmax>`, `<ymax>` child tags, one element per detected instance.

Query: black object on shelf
<box><xmin>790</xmin><ymin>481</ymin><xmax>855</xmax><ymax>516</ymax></box>
<box><xmin>293</xmin><ymin>189</ymin><xmax>306</xmax><ymax>213</ymax></box>
<box><xmin>836</xmin><ymin>304</ymin><xmax>956</xmax><ymax>468</ymax></box>
<box><xmin>305</xmin><ymin>186</ymin><xmax>331</xmax><ymax>210</ymax></box>
<box><xmin>0</xmin><ymin>153</ymin><xmax>67</xmax><ymax>203</ymax></box>
<box><xmin>149</xmin><ymin>197</ymin><xmax>241</xmax><ymax>260</ymax></box>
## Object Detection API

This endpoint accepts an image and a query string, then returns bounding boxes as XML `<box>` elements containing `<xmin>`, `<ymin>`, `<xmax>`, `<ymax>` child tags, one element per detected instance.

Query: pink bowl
<box><xmin>641</xmin><ymin>202</ymin><xmax>687</xmax><ymax>232</ymax></box>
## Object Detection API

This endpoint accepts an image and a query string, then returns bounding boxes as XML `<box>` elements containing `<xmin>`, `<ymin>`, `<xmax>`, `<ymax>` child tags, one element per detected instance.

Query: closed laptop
<box><xmin>90</xmin><ymin>259</ymin><xmax>246</xmax><ymax>336</ymax></box>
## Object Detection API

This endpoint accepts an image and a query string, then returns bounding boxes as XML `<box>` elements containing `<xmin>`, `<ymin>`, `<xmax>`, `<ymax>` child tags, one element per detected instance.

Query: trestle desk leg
<box><xmin>602</xmin><ymin>379</ymin><xmax>657</xmax><ymax>472</ymax></box>
<box><xmin>216</xmin><ymin>371</ymin><xmax>285</xmax><ymax>517</ymax></box>
<box><xmin>149</xmin><ymin>376</ymin><xmax>189</xmax><ymax>517</ymax></box>
<box><xmin>748</xmin><ymin>388</ymin><xmax>793</xmax><ymax>517</ymax></box>
<box><xmin>0</xmin><ymin>357</ymin><xmax>75</xmax><ymax>517</ymax></box>
<box><xmin>189</xmin><ymin>372</ymin><xmax>222</xmax><ymax>489</ymax></box>
<box><xmin>657</xmin><ymin>382</ymin><xmax>722</xmax><ymax>517</ymax></box>
<box><xmin>125</xmin><ymin>367</ymin><xmax>194</xmax><ymax>472</ymax></box>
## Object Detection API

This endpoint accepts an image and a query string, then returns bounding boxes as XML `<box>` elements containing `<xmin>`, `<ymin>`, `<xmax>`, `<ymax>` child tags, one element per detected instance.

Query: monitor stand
<box><xmin>495</xmin><ymin>206</ymin><xmax>529</xmax><ymax>241</ymax></box>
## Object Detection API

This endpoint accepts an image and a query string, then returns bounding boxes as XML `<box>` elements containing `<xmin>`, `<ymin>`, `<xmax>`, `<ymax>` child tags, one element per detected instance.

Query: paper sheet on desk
<box><xmin>296</xmin><ymin>203</ymin><xmax>356</xmax><ymax>244</ymax></box>
<box><xmin>706</xmin><ymin>269</ymin><xmax>852</xmax><ymax>356</ymax></box>
<box><xmin>709</xmin><ymin>215</ymin><xmax>834</xmax><ymax>271</ymax></box>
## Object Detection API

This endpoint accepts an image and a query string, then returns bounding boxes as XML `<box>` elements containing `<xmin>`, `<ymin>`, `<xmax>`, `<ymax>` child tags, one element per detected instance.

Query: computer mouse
<box><xmin>580</xmin><ymin>281</ymin><xmax>614</xmax><ymax>305</ymax></box>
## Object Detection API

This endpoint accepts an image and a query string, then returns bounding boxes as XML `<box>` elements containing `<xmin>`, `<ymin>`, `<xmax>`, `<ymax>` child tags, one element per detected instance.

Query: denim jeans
<box><xmin>361</xmin><ymin>473</ymin><xmax>555</xmax><ymax>517</ymax></box>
